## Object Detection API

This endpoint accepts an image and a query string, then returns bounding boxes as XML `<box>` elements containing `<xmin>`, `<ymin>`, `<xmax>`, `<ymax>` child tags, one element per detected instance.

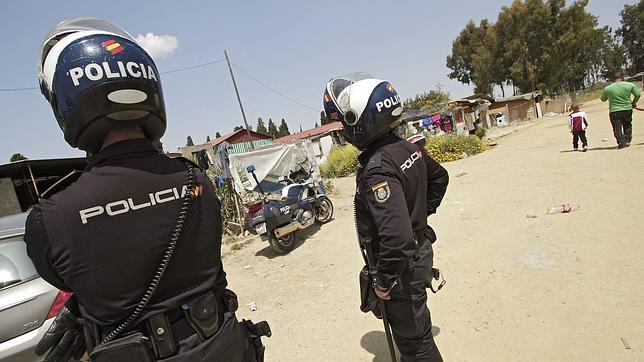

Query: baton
<box><xmin>635</xmin><ymin>107</ymin><xmax>644</xmax><ymax>112</ymax></box>
<box><xmin>361</xmin><ymin>238</ymin><xmax>397</xmax><ymax>362</ymax></box>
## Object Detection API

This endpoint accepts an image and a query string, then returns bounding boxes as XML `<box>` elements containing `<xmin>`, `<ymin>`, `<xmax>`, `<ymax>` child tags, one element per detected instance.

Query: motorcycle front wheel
<box><xmin>268</xmin><ymin>231</ymin><xmax>296</xmax><ymax>254</ymax></box>
<box><xmin>314</xmin><ymin>197</ymin><xmax>334</xmax><ymax>224</ymax></box>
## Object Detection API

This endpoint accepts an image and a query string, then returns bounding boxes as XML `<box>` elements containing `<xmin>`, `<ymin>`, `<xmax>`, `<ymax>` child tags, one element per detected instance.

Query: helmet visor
<box><xmin>327</xmin><ymin>72</ymin><xmax>373</xmax><ymax>124</ymax></box>
<box><xmin>41</xmin><ymin>17</ymin><xmax>135</xmax><ymax>69</ymax></box>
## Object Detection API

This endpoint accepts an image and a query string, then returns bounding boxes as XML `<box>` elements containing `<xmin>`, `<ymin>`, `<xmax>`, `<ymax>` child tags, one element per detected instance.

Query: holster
<box><xmin>359</xmin><ymin>265</ymin><xmax>382</xmax><ymax>319</ymax></box>
<box><xmin>424</xmin><ymin>225</ymin><xmax>437</xmax><ymax>244</ymax></box>
<box><xmin>182</xmin><ymin>291</ymin><xmax>221</xmax><ymax>340</ymax></box>
<box><xmin>240</xmin><ymin>319</ymin><xmax>272</xmax><ymax>362</ymax></box>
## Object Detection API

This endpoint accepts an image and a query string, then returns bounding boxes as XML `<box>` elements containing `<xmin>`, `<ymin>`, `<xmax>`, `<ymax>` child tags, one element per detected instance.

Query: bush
<box><xmin>320</xmin><ymin>135</ymin><xmax>485</xmax><ymax>179</ymax></box>
<box><xmin>474</xmin><ymin>124</ymin><xmax>486</xmax><ymax>140</ymax></box>
<box><xmin>425</xmin><ymin>134</ymin><xmax>485</xmax><ymax>163</ymax></box>
<box><xmin>320</xmin><ymin>145</ymin><xmax>360</xmax><ymax>178</ymax></box>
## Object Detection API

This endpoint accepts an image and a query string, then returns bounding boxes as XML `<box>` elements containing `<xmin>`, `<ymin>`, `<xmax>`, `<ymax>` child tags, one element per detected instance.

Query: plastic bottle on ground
<box><xmin>547</xmin><ymin>204</ymin><xmax>580</xmax><ymax>215</ymax></box>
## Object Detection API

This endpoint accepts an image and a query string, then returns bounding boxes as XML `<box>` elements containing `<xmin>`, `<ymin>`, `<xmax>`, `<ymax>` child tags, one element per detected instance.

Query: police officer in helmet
<box><xmin>26</xmin><ymin>17</ymin><xmax>269</xmax><ymax>361</ymax></box>
<box><xmin>324</xmin><ymin>73</ymin><xmax>448</xmax><ymax>361</ymax></box>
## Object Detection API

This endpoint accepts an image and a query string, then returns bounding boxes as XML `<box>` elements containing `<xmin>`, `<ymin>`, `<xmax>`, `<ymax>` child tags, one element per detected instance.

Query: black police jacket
<box><xmin>355</xmin><ymin>135</ymin><xmax>449</xmax><ymax>289</ymax></box>
<box><xmin>24</xmin><ymin>139</ymin><xmax>228</xmax><ymax>325</ymax></box>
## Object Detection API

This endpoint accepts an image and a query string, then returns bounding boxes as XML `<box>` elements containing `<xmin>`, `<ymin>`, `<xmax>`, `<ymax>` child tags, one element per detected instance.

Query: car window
<box><xmin>0</xmin><ymin>235</ymin><xmax>38</xmax><ymax>290</ymax></box>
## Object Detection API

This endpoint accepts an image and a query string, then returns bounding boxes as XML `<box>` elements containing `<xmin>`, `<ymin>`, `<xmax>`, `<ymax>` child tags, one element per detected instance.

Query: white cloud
<box><xmin>135</xmin><ymin>33</ymin><xmax>179</xmax><ymax>60</ymax></box>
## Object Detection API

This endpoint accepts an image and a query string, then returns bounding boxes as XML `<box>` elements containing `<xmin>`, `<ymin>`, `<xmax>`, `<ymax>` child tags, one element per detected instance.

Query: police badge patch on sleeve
<box><xmin>371</xmin><ymin>181</ymin><xmax>390</xmax><ymax>203</ymax></box>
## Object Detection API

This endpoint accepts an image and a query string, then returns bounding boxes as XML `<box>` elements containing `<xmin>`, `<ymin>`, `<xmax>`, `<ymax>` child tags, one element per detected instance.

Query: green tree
<box><xmin>186</xmin><ymin>136</ymin><xmax>194</xmax><ymax>146</ymax></box>
<box><xmin>494</xmin><ymin>0</ymin><xmax>554</xmax><ymax>93</ymax></box>
<box><xmin>10</xmin><ymin>153</ymin><xmax>27</xmax><ymax>162</ymax></box>
<box><xmin>546</xmin><ymin>0</ymin><xmax>606</xmax><ymax>94</ymax></box>
<box><xmin>446</xmin><ymin>19</ymin><xmax>508</xmax><ymax>96</ymax></box>
<box><xmin>617</xmin><ymin>1</ymin><xmax>644</xmax><ymax>73</ymax></box>
<box><xmin>215</xmin><ymin>132</ymin><xmax>222</xmax><ymax>138</ymax></box>
<box><xmin>449</xmin><ymin>0</ymin><xmax>611</xmax><ymax>95</ymax></box>
<box><xmin>446</xmin><ymin>20</ymin><xmax>491</xmax><ymax>87</ymax></box>
<box><xmin>256</xmin><ymin>117</ymin><xmax>268</xmax><ymax>135</ymax></box>
<box><xmin>267</xmin><ymin>118</ymin><xmax>278</xmax><ymax>138</ymax></box>
<box><xmin>320</xmin><ymin>111</ymin><xmax>332</xmax><ymax>125</ymax></box>
<box><xmin>314</xmin><ymin>122</ymin><xmax>319</xmax><ymax>128</ymax></box>
<box><xmin>471</xmin><ymin>23</ymin><xmax>508</xmax><ymax>96</ymax></box>
<box><xmin>206</xmin><ymin>135</ymin><xmax>211</xmax><ymax>142</ymax></box>
<box><xmin>278</xmin><ymin>118</ymin><xmax>291</xmax><ymax>137</ymax></box>
<box><xmin>403</xmin><ymin>86</ymin><xmax>451</xmax><ymax>114</ymax></box>
<box><xmin>599</xmin><ymin>29</ymin><xmax>627</xmax><ymax>80</ymax></box>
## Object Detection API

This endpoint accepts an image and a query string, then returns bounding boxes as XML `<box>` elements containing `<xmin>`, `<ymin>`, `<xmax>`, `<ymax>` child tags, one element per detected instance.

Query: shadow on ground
<box><xmin>361</xmin><ymin>331</ymin><xmax>399</xmax><ymax>362</ymax></box>
<box><xmin>589</xmin><ymin>146</ymin><xmax>619</xmax><ymax>151</ymax></box>
<box><xmin>254</xmin><ymin>222</ymin><xmax>329</xmax><ymax>259</ymax></box>
<box><xmin>560</xmin><ymin>146</ymin><xmax>619</xmax><ymax>153</ymax></box>
<box><xmin>360</xmin><ymin>326</ymin><xmax>441</xmax><ymax>361</ymax></box>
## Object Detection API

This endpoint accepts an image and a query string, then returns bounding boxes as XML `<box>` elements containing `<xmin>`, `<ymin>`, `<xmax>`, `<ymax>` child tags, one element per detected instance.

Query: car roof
<box><xmin>0</xmin><ymin>212</ymin><xmax>28</xmax><ymax>239</ymax></box>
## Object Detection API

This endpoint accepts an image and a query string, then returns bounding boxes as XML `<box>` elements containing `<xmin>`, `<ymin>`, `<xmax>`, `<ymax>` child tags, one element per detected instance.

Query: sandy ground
<box><xmin>223</xmin><ymin>98</ymin><xmax>644</xmax><ymax>361</ymax></box>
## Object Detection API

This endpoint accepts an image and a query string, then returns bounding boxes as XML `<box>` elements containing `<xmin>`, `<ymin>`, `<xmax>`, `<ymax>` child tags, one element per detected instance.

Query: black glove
<box><xmin>35</xmin><ymin>296</ymin><xmax>86</xmax><ymax>361</ymax></box>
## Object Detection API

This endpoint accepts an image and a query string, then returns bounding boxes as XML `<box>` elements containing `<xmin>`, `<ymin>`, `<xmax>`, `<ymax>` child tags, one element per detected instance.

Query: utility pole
<box><xmin>224</xmin><ymin>50</ymin><xmax>254</xmax><ymax>149</ymax></box>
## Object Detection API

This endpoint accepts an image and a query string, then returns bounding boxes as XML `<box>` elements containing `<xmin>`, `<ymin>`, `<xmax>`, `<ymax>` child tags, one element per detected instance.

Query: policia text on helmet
<box><xmin>26</xmin><ymin>17</ymin><xmax>270</xmax><ymax>361</ymax></box>
<box><xmin>38</xmin><ymin>17</ymin><xmax>166</xmax><ymax>154</ymax></box>
<box><xmin>325</xmin><ymin>73</ymin><xmax>448</xmax><ymax>361</ymax></box>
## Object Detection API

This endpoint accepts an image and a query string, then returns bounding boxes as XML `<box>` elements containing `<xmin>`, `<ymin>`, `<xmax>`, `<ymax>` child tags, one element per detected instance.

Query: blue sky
<box><xmin>0</xmin><ymin>0</ymin><xmax>636</xmax><ymax>161</ymax></box>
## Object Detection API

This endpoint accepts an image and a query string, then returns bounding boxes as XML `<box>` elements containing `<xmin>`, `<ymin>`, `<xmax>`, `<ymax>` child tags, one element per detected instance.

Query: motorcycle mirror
<box><xmin>246</xmin><ymin>164</ymin><xmax>256</xmax><ymax>173</ymax></box>
<box><xmin>278</xmin><ymin>176</ymin><xmax>286</xmax><ymax>182</ymax></box>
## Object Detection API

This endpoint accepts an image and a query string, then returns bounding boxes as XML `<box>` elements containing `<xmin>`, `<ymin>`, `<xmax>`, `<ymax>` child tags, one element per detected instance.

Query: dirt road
<box><xmin>224</xmin><ymin>98</ymin><xmax>644</xmax><ymax>361</ymax></box>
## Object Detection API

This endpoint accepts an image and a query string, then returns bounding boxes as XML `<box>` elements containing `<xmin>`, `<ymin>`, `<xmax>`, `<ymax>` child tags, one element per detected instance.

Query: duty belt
<box><xmin>92</xmin><ymin>291</ymin><xmax>226</xmax><ymax>360</ymax></box>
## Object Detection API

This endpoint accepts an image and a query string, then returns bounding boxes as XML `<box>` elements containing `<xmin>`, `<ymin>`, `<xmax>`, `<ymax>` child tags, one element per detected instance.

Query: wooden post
<box><xmin>233</xmin><ymin>191</ymin><xmax>244</xmax><ymax>236</ymax></box>
<box><xmin>224</xmin><ymin>50</ymin><xmax>254</xmax><ymax>150</ymax></box>
<box><xmin>27</xmin><ymin>164</ymin><xmax>40</xmax><ymax>201</ymax></box>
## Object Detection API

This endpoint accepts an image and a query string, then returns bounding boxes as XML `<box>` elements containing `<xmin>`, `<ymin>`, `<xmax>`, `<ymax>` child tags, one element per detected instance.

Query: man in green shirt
<box><xmin>601</xmin><ymin>72</ymin><xmax>641</xmax><ymax>148</ymax></box>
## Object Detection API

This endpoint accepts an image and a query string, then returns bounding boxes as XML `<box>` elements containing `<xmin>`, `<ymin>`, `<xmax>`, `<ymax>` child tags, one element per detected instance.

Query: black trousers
<box><xmin>385</xmin><ymin>241</ymin><xmax>442</xmax><ymax>361</ymax></box>
<box><xmin>572</xmin><ymin>130</ymin><xmax>587</xmax><ymax>149</ymax></box>
<box><xmin>609</xmin><ymin>110</ymin><xmax>633</xmax><ymax>146</ymax></box>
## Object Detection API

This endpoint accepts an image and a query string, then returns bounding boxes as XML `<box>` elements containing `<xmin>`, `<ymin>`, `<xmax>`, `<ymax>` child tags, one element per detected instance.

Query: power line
<box><xmin>0</xmin><ymin>58</ymin><xmax>324</xmax><ymax>115</ymax></box>
<box><xmin>0</xmin><ymin>86</ymin><xmax>38</xmax><ymax>92</ymax></box>
<box><xmin>0</xmin><ymin>58</ymin><xmax>227</xmax><ymax>93</ymax></box>
<box><xmin>160</xmin><ymin>58</ymin><xmax>226</xmax><ymax>75</ymax></box>
<box><xmin>231</xmin><ymin>63</ymin><xmax>320</xmax><ymax>113</ymax></box>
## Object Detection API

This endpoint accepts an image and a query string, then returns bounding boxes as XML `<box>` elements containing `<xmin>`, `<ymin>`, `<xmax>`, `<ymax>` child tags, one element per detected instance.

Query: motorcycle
<box><xmin>243</xmin><ymin>164</ymin><xmax>334</xmax><ymax>254</ymax></box>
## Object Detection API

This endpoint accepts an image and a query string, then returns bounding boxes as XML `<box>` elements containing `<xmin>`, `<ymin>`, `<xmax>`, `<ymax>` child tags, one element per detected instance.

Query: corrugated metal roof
<box><xmin>207</xmin><ymin>128</ymin><xmax>272</xmax><ymax>147</ymax></box>
<box><xmin>494</xmin><ymin>91</ymin><xmax>541</xmax><ymax>103</ymax></box>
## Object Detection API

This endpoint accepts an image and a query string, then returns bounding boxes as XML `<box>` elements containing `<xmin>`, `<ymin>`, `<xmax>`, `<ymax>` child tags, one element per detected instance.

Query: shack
<box><xmin>448</xmin><ymin>94</ymin><xmax>495</xmax><ymax>133</ymax></box>
<box><xmin>487</xmin><ymin>92</ymin><xmax>543</xmax><ymax>126</ymax></box>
